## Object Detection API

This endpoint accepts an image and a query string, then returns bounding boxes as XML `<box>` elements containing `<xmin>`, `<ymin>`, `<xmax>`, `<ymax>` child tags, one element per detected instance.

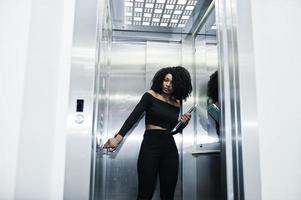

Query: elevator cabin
<box><xmin>64</xmin><ymin>0</ymin><xmax>226</xmax><ymax>199</ymax></box>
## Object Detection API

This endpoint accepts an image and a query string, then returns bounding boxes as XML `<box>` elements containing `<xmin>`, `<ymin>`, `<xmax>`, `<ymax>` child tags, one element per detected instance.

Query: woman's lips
<box><xmin>163</xmin><ymin>87</ymin><xmax>170</xmax><ymax>92</ymax></box>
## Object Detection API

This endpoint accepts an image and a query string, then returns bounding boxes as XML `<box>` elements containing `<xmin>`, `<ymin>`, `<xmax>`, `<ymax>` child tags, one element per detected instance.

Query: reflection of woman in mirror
<box><xmin>207</xmin><ymin>71</ymin><xmax>218</xmax><ymax>106</ymax></box>
<box><xmin>103</xmin><ymin>66</ymin><xmax>192</xmax><ymax>200</ymax></box>
<box><xmin>207</xmin><ymin>71</ymin><xmax>220</xmax><ymax>135</ymax></box>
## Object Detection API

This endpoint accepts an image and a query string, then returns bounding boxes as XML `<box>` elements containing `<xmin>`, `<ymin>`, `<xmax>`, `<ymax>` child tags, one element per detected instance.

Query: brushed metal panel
<box><xmin>94</xmin><ymin>42</ymin><xmax>146</xmax><ymax>200</ymax></box>
<box><xmin>146</xmin><ymin>41</ymin><xmax>182</xmax><ymax>87</ymax></box>
<box><xmin>64</xmin><ymin>0</ymin><xmax>101</xmax><ymax>199</ymax></box>
<box><xmin>94</xmin><ymin>41</ymin><xmax>184</xmax><ymax>200</ymax></box>
<box><xmin>90</xmin><ymin>0</ymin><xmax>112</xmax><ymax>199</ymax></box>
<box><xmin>181</xmin><ymin>36</ymin><xmax>198</xmax><ymax>200</ymax></box>
<box><xmin>215</xmin><ymin>0</ymin><xmax>262</xmax><ymax>198</ymax></box>
<box><xmin>182</xmin><ymin>35</ymin><xmax>222</xmax><ymax>200</ymax></box>
<box><xmin>194</xmin><ymin>33</ymin><xmax>222</xmax><ymax>200</ymax></box>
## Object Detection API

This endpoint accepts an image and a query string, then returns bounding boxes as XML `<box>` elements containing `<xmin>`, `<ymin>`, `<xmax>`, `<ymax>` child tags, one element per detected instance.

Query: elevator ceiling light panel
<box><xmin>124</xmin><ymin>0</ymin><xmax>197</xmax><ymax>28</ymax></box>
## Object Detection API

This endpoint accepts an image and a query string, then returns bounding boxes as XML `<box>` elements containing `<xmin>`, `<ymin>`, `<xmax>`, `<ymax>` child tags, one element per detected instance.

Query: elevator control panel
<box><xmin>75</xmin><ymin>99</ymin><xmax>85</xmax><ymax>124</ymax></box>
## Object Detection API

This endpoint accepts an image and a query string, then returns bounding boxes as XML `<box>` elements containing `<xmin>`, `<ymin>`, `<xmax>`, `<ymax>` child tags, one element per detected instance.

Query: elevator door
<box><xmin>93</xmin><ymin>41</ymin><xmax>182</xmax><ymax>200</ymax></box>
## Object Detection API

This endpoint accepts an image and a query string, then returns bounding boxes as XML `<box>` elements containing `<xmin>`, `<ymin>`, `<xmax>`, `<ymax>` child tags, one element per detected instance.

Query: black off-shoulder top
<box><xmin>117</xmin><ymin>92</ymin><xmax>180</xmax><ymax>136</ymax></box>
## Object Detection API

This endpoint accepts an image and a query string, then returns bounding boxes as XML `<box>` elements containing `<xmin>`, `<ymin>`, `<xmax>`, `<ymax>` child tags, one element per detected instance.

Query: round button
<box><xmin>74</xmin><ymin>114</ymin><xmax>85</xmax><ymax>124</ymax></box>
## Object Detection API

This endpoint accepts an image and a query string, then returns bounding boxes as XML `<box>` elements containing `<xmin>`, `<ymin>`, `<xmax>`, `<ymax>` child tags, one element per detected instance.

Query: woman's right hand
<box><xmin>103</xmin><ymin>134</ymin><xmax>123</xmax><ymax>152</ymax></box>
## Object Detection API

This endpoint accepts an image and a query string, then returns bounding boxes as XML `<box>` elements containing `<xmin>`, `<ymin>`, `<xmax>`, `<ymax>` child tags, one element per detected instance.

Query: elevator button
<box><xmin>74</xmin><ymin>113</ymin><xmax>85</xmax><ymax>124</ymax></box>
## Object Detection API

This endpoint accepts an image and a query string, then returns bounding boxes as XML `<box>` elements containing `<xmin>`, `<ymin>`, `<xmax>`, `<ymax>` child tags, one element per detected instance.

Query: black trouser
<box><xmin>137</xmin><ymin>130</ymin><xmax>179</xmax><ymax>200</ymax></box>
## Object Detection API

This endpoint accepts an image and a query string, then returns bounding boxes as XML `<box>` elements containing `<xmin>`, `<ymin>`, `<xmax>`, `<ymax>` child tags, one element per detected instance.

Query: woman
<box><xmin>207</xmin><ymin>70</ymin><xmax>220</xmax><ymax>135</ymax></box>
<box><xmin>103</xmin><ymin>66</ymin><xmax>192</xmax><ymax>200</ymax></box>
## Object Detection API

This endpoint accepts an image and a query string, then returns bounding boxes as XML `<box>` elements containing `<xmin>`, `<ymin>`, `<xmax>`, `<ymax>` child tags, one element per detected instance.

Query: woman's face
<box><xmin>162</xmin><ymin>73</ymin><xmax>174</xmax><ymax>95</ymax></box>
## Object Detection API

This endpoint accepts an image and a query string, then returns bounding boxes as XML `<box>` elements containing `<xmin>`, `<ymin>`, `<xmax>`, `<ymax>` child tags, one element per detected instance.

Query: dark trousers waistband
<box><xmin>144</xmin><ymin>129</ymin><xmax>172</xmax><ymax>137</ymax></box>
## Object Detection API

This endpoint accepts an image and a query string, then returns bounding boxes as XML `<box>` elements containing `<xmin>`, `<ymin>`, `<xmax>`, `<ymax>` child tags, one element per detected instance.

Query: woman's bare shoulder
<box><xmin>147</xmin><ymin>90</ymin><xmax>157</xmax><ymax>97</ymax></box>
<box><xmin>174</xmin><ymin>100</ymin><xmax>181</xmax><ymax>107</ymax></box>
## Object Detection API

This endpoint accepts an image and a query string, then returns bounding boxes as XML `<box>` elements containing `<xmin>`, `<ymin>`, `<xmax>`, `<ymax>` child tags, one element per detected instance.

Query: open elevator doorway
<box><xmin>89</xmin><ymin>0</ymin><xmax>227</xmax><ymax>200</ymax></box>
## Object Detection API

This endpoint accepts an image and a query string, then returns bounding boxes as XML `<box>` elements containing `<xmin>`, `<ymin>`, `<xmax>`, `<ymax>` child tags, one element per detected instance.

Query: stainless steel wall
<box><xmin>92</xmin><ymin>36</ymin><xmax>223</xmax><ymax>200</ymax></box>
<box><xmin>64</xmin><ymin>0</ymin><xmax>111</xmax><ymax>199</ymax></box>
<box><xmin>94</xmin><ymin>41</ymin><xmax>147</xmax><ymax>200</ymax></box>
<box><xmin>64</xmin><ymin>0</ymin><xmax>110</xmax><ymax>199</ymax></box>
<box><xmin>181</xmin><ymin>36</ymin><xmax>198</xmax><ymax>200</ymax></box>
<box><xmin>93</xmin><ymin>41</ymin><xmax>183</xmax><ymax>200</ymax></box>
<box><xmin>195</xmin><ymin>35</ymin><xmax>222</xmax><ymax>200</ymax></box>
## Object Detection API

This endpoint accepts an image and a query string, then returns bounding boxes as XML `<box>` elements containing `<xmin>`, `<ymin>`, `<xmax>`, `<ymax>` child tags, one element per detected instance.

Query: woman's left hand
<box><xmin>180</xmin><ymin>113</ymin><xmax>191</xmax><ymax>124</ymax></box>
